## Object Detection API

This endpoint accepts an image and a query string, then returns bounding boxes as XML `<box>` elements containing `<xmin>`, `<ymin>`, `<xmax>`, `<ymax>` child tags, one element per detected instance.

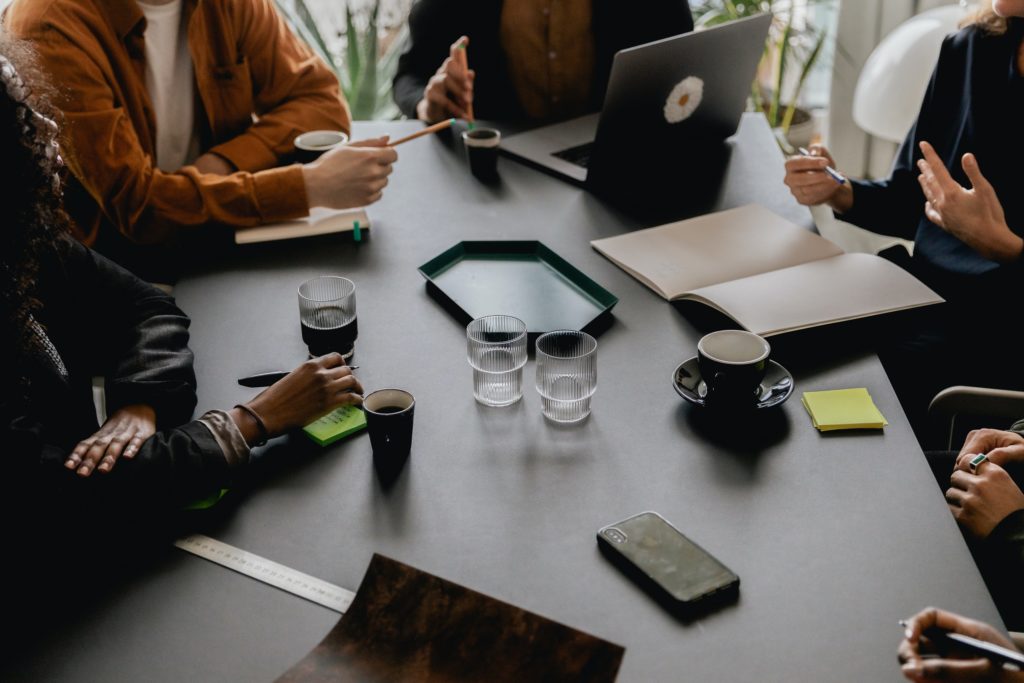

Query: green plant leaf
<box><xmin>781</xmin><ymin>28</ymin><xmax>827</xmax><ymax>131</ymax></box>
<box><xmin>768</xmin><ymin>11</ymin><xmax>794</xmax><ymax>127</ymax></box>
<box><xmin>351</xmin><ymin>1</ymin><xmax>380</xmax><ymax>119</ymax></box>
<box><xmin>345</xmin><ymin>4</ymin><xmax>362</xmax><ymax>101</ymax></box>
<box><xmin>294</xmin><ymin>0</ymin><xmax>332</xmax><ymax>64</ymax></box>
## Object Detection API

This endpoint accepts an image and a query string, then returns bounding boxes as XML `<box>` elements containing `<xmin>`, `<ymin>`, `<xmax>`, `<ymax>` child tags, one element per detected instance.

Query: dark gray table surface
<box><xmin>13</xmin><ymin>115</ymin><xmax>1003</xmax><ymax>682</ymax></box>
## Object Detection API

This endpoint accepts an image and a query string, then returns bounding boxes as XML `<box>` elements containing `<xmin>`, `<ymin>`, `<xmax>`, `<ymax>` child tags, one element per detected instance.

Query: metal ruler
<box><xmin>174</xmin><ymin>534</ymin><xmax>355</xmax><ymax>613</ymax></box>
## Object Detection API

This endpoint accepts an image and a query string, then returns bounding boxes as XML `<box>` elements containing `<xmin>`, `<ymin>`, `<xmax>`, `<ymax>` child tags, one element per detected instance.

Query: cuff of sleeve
<box><xmin>252</xmin><ymin>165</ymin><xmax>309</xmax><ymax>223</ymax></box>
<box><xmin>197</xmin><ymin>409</ymin><xmax>251</xmax><ymax>467</ymax></box>
<box><xmin>209</xmin><ymin>134</ymin><xmax>279</xmax><ymax>173</ymax></box>
<box><xmin>988</xmin><ymin>508</ymin><xmax>1024</xmax><ymax>547</ymax></box>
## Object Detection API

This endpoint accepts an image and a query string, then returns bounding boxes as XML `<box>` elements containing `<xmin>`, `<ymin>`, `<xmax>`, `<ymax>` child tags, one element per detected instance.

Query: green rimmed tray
<box><xmin>418</xmin><ymin>241</ymin><xmax>618</xmax><ymax>340</ymax></box>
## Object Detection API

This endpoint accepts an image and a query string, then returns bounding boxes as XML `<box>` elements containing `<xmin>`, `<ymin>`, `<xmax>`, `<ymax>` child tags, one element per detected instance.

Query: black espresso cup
<box><xmin>696</xmin><ymin>330</ymin><xmax>771</xmax><ymax>408</ymax></box>
<box><xmin>462</xmin><ymin>127</ymin><xmax>501</xmax><ymax>180</ymax></box>
<box><xmin>294</xmin><ymin>130</ymin><xmax>349</xmax><ymax>164</ymax></box>
<box><xmin>364</xmin><ymin>389</ymin><xmax>415</xmax><ymax>474</ymax></box>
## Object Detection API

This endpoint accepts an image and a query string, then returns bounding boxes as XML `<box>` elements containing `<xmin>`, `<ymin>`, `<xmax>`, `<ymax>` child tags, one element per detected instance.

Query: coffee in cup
<box><xmin>294</xmin><ymin>130</ymin><xmax>349</xmax><ymax>163</ymax></box>
<box><xmin>364</xmin><ymin>389</ymin><xmax>415</xmax><ymax>478</ymax></box>
<box><xmin>696</xmin><ymin>330</ymin><xmax>770</xmax><ymax>407</ymax></box>
<box><xmin>462</xmin><ymin>127</ymin><xmax>501</xmax><ymax>181</ymax></box>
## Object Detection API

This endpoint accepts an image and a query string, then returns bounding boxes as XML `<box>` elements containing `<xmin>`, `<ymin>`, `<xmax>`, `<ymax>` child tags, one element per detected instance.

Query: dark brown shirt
<box><xmin>499</xmin><ymin>0</ymin><xmax>595</xmax><ymax>121</ymax></box>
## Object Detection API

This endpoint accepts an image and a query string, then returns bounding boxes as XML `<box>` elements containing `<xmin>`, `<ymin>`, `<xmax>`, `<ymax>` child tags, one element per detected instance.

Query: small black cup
<box><xmin>462</xmin><ymin>127</ymin><xmax>501</xmax><ymax>181</ymax></box>
<box><xmin>696</xmin><ymin>330</ymin><xmax>770</xmax><ymax>408</ymax></box>
<box><xmin>364</xmin><ymin>389</ymin><xmax>415</xmax><ymax>479</ymax></box>
<box><xmin>294</xmin><ymin>130</ymin><xmax>349</xmax><ymax>164</ymax></box>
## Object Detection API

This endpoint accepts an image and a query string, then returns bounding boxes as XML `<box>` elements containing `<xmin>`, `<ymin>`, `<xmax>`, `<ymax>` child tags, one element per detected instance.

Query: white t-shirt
<box><xmin>138</xmin><ymin>0</ymin><xmax>200</xmax><ymax>171</ymax></box>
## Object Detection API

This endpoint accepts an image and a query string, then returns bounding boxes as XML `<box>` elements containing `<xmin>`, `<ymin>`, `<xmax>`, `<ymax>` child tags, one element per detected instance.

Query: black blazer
<box><xmin>393</xmin><ymin>0</ymin><xmax>694</xmax><ymax>121</ymax></box>
<box><xmin>843</xmin><ymin>19</ymin><xmax>1024</xmax><ymax>288</ymax></box>
<box><xmin>2</xmin><ymin>239</ymin><xmax>232</xmax><ymax>525</ymax></box>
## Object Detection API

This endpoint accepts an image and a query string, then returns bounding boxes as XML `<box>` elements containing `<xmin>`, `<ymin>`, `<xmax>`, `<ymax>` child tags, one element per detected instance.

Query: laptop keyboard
<box><xmin>552</xmin><ymin>142</ymin><xmax>594</xmax><ymax>168</ymax></box>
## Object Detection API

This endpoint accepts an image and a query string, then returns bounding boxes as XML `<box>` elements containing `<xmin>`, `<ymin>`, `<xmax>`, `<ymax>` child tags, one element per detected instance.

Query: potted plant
<box><xmin>690</xmin><ymin>0</ymin><xmax>835</xmax><ymax>150</ymax></box>
<box><xmin>275</xmin><ymin>0</ymin><xmax>408</xmax><ymax>120</ymax></box>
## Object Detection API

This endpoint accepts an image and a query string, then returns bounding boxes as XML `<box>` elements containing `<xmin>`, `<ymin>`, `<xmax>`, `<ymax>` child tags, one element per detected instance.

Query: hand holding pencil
<box><xmin>416</xmin><ymin>35</ymin><xmax>475</xmax><ymax>123</ymax></box>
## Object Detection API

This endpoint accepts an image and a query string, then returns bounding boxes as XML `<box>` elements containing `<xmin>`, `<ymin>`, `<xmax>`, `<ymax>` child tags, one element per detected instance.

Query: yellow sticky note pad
<box><xmin>303</xmin><ymin>405</ymin><xmax>367</xmax><ymax>446</ymax></box>
<box><xmin>801</xmin><ymin>388</ymin><xmax>888</xmax><ymax>432</ymax></box>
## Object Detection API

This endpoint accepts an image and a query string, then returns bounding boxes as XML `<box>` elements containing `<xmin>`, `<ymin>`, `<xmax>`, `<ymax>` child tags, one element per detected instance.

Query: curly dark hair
<box><xmin>0</xmin><ymin>31</ymin><xmax>70</xmax><ymax>373</ymax></box>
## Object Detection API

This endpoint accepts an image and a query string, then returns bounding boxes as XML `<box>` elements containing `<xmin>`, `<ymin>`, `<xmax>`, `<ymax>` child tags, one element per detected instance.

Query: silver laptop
<box><xmin>501</xmin><ymin>14</ymin><xmax>773</xmax><ymax>188</ymax></box>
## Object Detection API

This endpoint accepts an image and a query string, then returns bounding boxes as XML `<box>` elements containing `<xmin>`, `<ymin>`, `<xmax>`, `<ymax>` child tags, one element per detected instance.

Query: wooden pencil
<box><xmin>390</xmin><ymin>118</ymin><xmax>455</xmax><ymax>146</ymax></box>
<box><xmin>457</xmin><ymin>40</ymin><xmax>475</xmax><ymax>121</ymax></box>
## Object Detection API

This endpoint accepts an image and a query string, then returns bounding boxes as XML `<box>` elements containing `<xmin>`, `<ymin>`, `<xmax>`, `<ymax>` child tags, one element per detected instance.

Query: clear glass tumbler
<box><xmin>298</xmin><ymin>276</ymin><xmax>357</xmax><ymax>361</ymax></box>
<box><xmin>466</xmin><ymin>315</ymin><xmax>528</xmax><ymax>407</ymax></box>
<box><xmin>535</xmin><ymin>330</ymin><xmax>597</xmax><ymax>423</ymax></box>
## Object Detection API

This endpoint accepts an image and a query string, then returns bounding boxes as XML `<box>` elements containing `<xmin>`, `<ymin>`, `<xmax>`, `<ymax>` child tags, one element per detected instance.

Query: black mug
<box><xmin>364</xmin><ymin>389</ymin><xmax>416</xmax><ymax>474</ymax></box>
<box><xmin>294</xmin><ymin>130</ymin><xmax>348</xmax><ymax>164</ymax></box>
<box><xmin>696</xmin><ymin>330</ymin><xmax>770</xmax><ymax>407</ymax></box>
<box><xmin>462</xmin><ymin>127</ymin><xmax>500</xmax><ymax>180</ymax></box>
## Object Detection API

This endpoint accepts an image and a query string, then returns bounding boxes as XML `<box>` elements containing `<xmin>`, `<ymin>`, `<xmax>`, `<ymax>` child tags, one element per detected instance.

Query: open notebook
<box><xmin>235</xmin><ymin>209</ymin><xmax>369</xmax><ymax>245</ymax></box>
<box><xmin>591</xmin><ymin>204</ymin><xmax>943</xmax><ymax>336</ymax></box>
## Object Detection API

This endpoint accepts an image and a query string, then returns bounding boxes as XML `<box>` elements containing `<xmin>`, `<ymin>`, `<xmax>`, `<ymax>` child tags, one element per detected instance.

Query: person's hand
<box><xmin>783</xmin><ymin>144</ymin><xmax>854</xmax><ymax>212</ymax></box>
<box><xmin>956</xmin><ymin>429</ymin><xmax>1024</xmax><ymax>471</ymax></box>
<box><xmin>917</xmin><ymin>141</ymin><xmax>1023</xmax><ymax>263</ymax></box>
<box><xmin>415</xmin><ymin>36</ymin><xmax>474</xmax><ymax>123</ymax></box>
<box><xmin>192</xmin><ymin>153</ymin><xmax>234</xmax><ymax>176</ymax></box>
<box><xmin>230</xmin><ymin>354</ymin><xmax>364</xmax><ymax>442</ymax></box>
<box><xmin>302</xmin><ymin>137</ymin><xmax>397</xmax><ymax>209</ymax></box>
<box><xmin>898</xmin><ymin>607</ymin><xmax>1024</xmax><ymax>682</ymax></box>
<box><xmin>946</xmin><ymin>463</ymin><xmax>1024</xmax><ymax>538</ymax></box>
<box><xmin>66</xmin><ymin>404</ymin><xmax>157</xmax><ymax>477</ymax></box>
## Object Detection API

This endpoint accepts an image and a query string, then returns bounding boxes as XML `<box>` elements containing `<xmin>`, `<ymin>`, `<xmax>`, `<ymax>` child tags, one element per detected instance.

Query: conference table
<box><xmin>12</xmin><ymin>115</ymin><xmax>1005</xmax><ymax>682</ymax></box>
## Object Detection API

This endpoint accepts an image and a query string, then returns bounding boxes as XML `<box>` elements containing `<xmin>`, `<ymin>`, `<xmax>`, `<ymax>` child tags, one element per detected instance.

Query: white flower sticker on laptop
<box><xmin>664</xmin><ymin>76</ymin><xmax>704</xmax><ymax>123</ymax></box>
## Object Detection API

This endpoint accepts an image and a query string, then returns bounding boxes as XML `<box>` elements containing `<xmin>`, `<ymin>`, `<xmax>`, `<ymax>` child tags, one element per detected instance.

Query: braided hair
<box><xmin>0</xmin><ymin>32</ymin><xmax>70</xmax><ymax>384</ymax></box>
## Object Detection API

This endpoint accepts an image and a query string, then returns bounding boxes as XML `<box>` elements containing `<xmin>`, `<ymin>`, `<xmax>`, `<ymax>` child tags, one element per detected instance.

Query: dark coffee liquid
<box><xmin>374</xmin><ymin>406</ymin><xmax>406</xmax><ymax>414</ymax></box>
<box><xmin>301</xmin><ymin>306</ymin><xmax>357</xmax><ymax>356</ymax></box>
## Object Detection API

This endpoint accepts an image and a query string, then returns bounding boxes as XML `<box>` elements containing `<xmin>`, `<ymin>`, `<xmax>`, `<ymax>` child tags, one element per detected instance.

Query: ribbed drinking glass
<box><xmin>466</xmin><ymin>315</ymin><xmax>528</xmax><ymax>407</ymax></box>
<box><xmin>535</xmin><ymin>330</ymin><xmax>597</xmax><ymax>423</ymax></box>
<box><xmin>298</xmin><ymin>276</ymin><xmax>357</xmax><ymax>361</ymax></box>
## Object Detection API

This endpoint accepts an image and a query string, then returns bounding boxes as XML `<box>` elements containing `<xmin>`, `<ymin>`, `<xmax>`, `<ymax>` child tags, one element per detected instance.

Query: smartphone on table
<box><xmin>597</xmin><ymin>511</ymin><xmax>739</xmax><ymax>615</ymax></box>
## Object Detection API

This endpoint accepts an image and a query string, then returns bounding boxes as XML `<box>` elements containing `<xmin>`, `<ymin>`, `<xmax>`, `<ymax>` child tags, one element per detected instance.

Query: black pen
<box><xmin>238</xmin><ymin>365</ymin><xmax>360</xmax><ymax>388</ymax></box>
<box><xmin>899</xmin><ymin>620</ymin><xmax>1024</xmax><ymax>671</ymax></box>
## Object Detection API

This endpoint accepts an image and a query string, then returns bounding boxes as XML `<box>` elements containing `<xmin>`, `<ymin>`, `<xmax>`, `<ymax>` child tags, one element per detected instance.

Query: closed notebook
<box><xmin>303</xmin><ymin>406</ymin><xmax>367</xmax><ymax>446</ymax></box>
<box><xmin>235</xmin><ymin>209</ymin><xmax>369</xmax><ymax>244</ymax></box>
<box><xmin>801</xmin><ymin>388</ymin><xmax>888</xmax><ymax>431</ymax></box>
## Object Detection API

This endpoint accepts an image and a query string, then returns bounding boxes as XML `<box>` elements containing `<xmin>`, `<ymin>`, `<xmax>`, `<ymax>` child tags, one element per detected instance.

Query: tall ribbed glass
<box><xmin>466</xmin><ymin>315</ymin><xmax>528</xmax><ymax>407</ymax></box>
<box><xmin>298</xmin><ymin>276</ymin><xmax>357</xmax><ymax>360</ymax></box>
<box><xmin>535</xmin><ymin>330</ymin><xmax>597</xmax><ymax>423</ymax></box>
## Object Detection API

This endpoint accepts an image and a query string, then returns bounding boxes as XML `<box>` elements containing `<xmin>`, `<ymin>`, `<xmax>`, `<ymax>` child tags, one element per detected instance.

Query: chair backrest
<box><xmin>928</xmin><ymin>386</ymin><xmax>1024</xmax><ymax>450</ymax></box>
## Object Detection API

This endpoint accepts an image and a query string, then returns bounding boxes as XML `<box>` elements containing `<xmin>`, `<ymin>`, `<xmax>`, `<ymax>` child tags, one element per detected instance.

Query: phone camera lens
<box><xmin>605</xmin><ymin>528</ymin><xmax>626</xmax><ymax>543</ymax></box>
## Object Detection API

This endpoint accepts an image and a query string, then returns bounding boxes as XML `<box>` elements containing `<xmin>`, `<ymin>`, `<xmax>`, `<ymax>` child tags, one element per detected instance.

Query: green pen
<box><xmin>353</xmin><ymin>219</ymin><xmax>361</xmax><ymax>242</ymax></box>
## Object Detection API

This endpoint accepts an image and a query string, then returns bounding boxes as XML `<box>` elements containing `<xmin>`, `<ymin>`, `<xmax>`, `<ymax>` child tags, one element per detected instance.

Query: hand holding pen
<box><xmin>798</xmin><ymin>147</ymin><xmax>846</xmax><ymax>185</ymax></box>
<box><xmin>898</xmin><ymin>608</ymin><xmax>1024</xmax><ymax>682</ymax></box>
<box><xmin>783</xmin><ymin>143</ymin><xmax>854</xmax><ymax>212</ymax></box>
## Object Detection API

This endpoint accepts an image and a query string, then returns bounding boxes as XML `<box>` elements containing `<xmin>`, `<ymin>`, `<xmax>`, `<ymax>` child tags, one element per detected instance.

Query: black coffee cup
<box><xmin>364</xmin><ymin>389</ymin><xmax>415</xmax><ymax>476</ymax></box>
<box><xmin>294</xmin><ymin>130</ymin><xmax>349</xmax><ymax>163</ymax></box>
<box><xmin>462</xmin><ymin>127</ymin><xmax>500</xmax><ymax>180</ymax></box>
<box><xmin>696</xmin><ymin>330</ymin><xmax>770</xmax><ymax>407</ymax></box>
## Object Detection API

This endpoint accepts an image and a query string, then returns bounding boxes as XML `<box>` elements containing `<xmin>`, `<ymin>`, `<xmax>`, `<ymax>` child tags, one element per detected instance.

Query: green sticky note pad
<box><xmin>801</xmin><ymin>388</ymin><xmax>888</xmax><ymax>432</ymax></box>
<box><xmin>303</xmin><ymin>405</ymin><xmax>367</xmax><ymax>446</ymax></box>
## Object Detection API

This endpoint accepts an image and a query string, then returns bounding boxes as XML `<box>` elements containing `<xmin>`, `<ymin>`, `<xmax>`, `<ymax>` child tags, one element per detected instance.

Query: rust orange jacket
<box><xmin>5</xmin><ymin>0</ymin><xmax>350</xmax><ymax>246</ymax></box>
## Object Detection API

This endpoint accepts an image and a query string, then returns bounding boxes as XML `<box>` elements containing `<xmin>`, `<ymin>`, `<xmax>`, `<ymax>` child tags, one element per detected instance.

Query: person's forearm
<box><xmin>828</xmin><ymin>182</ymin><xmax>854</xmax><ymax>214</ymax></box>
